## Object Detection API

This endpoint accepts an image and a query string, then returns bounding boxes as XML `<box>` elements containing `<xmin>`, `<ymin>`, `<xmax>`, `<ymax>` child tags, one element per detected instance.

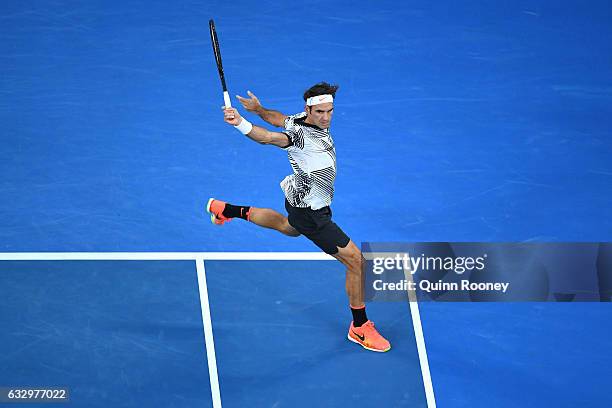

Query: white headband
<box><xmin>306</xmin><ymin>94</ymin><xmax>334</xmax><ymax>106</ymax></box>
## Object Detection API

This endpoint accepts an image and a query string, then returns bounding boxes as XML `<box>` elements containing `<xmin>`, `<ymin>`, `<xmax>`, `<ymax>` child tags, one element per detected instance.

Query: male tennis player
<box><xmin>207</xmin><ymin>82</ymin><xmax>390</xmax><ymax>352</ymax></box>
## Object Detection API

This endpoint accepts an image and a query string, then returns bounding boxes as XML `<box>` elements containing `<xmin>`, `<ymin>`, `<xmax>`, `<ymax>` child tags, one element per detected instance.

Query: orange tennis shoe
<box><xmin>347</xmin><ymin>320</ymin><xmax>391</xmax><ymax>352</ymax></box>
<box><xmin>206</xmin><ymin>198</ymin><xmax>232</xmax><ymax>225</ymax></box>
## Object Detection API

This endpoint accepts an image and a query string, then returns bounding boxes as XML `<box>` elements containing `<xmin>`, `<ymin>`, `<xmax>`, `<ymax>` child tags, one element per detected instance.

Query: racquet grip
<box><xmin>223</xmin><ymin>91</ymin><xmax>231</xmax><ymax>108</ymax></box>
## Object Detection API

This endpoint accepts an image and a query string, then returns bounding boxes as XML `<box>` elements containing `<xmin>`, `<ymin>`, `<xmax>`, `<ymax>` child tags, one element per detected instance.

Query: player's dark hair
<box><xmin>303</xmin><ymin>82</ymin><xmax>339</xmax><ymax>101</ymax></box>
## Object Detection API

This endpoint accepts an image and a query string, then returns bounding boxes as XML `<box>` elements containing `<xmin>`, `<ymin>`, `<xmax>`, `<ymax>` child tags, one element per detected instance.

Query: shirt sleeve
<box><xmin>283</xmin><ymin>112</ymin><xmax>307</xmax><ymax>128</ymax></box>
<box><xmin>283</xmin><ymin>128</ymin><xmax>306</xmax><ymax>150</ymax></box>
<box><xmin>282</xmin><ymin>113</ymin><xmax>307</xmax><ymax>150</ymax></box>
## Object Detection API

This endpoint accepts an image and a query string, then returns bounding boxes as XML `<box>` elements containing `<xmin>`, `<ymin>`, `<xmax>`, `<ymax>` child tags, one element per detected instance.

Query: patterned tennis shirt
<box><xmin>280</xmin><ymin>112</ymin><xmax>337</xmax><ymax>210</ymax></box>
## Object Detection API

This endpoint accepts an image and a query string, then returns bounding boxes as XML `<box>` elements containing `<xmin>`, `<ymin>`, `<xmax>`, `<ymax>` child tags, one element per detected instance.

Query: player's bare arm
<box><xmin>236</xmin><ymin>91</ymin><xmax>287</xmax><ymax>128</ymax></box>
<box><xmin>222</xmin><ymin>106</ymin><xmax>289</xmax><ymax>148</ymax></box>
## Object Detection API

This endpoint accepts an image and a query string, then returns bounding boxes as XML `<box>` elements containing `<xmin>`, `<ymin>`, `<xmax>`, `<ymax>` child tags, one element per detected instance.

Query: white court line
<box><xmin>404</xmin><ymin>259</ymin><xmax>437</xmax><ymax>408</ymax></box>
<box><xmin>0</xmin><ymin>252</ymin><xmax>334</xmax><ymax>261</ymax></box>
<box><xmin>408</xmin><ymin>297</ymin><xmax>436</xmax><ymax>407</ymax></box>
<box><xmin>196</xmin><ymin>258</ymin><xmax>222</xmax><ymax>408</ymax></box>
<box><xmin>364</xmin><ymin>252</ymin><xmax>436</xmax><ymax>407</ymax></box>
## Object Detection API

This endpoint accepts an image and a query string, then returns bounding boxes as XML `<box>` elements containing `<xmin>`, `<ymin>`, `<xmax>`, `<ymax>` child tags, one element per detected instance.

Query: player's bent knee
<box><xmin>282</xmin><ymin>220</ymin><xmax>300</xmax><ymax>237</ymax></box>
<box><xmin>286</xmin><ymin>229</ymin><xmax>301</xmax><ymax>237</ymax></box>
<box><xmin>335</xmin><ymin>242</ymin><xmax>363</xmax><ymax>269</ymax></box>
<box><xmin>349</xmin><ymin>255</ymin><xmax>364</xmax><ymax>270</ymax></box>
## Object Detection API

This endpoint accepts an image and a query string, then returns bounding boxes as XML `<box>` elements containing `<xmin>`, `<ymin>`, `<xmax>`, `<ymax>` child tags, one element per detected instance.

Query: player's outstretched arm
<box><xmin>223</xmin><ymin>107</ymin><xmax>290</xmax><ymax>148</ymax></box>
<box><xmin>236</xmin><ymin>91</ymin><xmax>287</xmax><ymax>128</ymax></box>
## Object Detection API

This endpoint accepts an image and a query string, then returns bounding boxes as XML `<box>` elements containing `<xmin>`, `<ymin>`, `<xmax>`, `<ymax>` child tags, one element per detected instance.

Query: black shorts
<box><xmin>285</xmin><ymin>200</ymin><xmax>350</xmax><ymax>255</ymax></box>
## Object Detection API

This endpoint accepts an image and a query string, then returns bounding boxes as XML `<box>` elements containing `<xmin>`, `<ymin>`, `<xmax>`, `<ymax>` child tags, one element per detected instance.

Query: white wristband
<box><xmin>234</xmin><ymin>118</ymin><xmax>253</xmax><ymax>135</ymax></box>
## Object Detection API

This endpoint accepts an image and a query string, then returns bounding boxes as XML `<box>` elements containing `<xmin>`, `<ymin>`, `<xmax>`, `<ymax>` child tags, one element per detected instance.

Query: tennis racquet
<box><xmin>209</xmin><ymin>19</ymin><xmax>231</xmax><ymax>108</ymax></box>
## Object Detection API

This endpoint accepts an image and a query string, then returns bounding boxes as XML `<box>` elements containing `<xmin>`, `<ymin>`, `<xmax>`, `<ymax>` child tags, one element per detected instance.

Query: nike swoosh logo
<box><xmin>352</xmin><ymin>330</ymin><xmax>365</xmax><ymax>341</ymax></box>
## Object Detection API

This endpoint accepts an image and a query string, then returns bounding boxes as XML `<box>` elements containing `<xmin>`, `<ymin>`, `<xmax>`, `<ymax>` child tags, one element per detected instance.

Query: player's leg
<box><xmin>206</xmin><ymin>198</ymin><xmax>299</xmax><ymax>237</ymax></box>
<box><xmin>282</xmin><ymin>201</ymin><xmax>390</xmax><ymax>351</ymax></box>
<box><xmin>332</xmin><ymin>240</ymin><xmax>365</xmax><ymax>307</ymax></box>
<box><xmin>249</xmin><ymin>207</ymin><xmax>300</xmax><ymax>237</ymax></box>
<box><xmin>333</xmin><ymin>240</ymin><xmax>391</xmax><ymax>352</ymax></box>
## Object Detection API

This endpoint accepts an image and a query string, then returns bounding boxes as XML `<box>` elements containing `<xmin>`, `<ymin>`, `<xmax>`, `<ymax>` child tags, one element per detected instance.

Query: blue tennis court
<box><xmin>0</xmin><ymin>259</ymin><xmax>212</xmax><ymax>407</ymax></box>
<box><xmin>2</xmin><ymin>255</ymin><xmax>611</xmax><ymax>407</ymax></box>
<box><xmin>0</xmin><ymin>255</ymin><xmax>431</xmax><ymax>407</ymax></box>
<box><xmin>2</xmin><ymin>0</ymin><xmax>611</xmax><ymax>406</ymax></box>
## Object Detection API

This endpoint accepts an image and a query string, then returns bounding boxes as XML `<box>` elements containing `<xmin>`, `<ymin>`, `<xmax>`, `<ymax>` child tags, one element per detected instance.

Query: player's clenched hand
<box><xmin>236</xmin><ymin>90</ymin><xmax>262</xmax><ymax>113</ymax></box>
<box><xmin>222</xmin><ymin>106</ymin><xmax>242</xmax><ymax>126</ymax></box>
